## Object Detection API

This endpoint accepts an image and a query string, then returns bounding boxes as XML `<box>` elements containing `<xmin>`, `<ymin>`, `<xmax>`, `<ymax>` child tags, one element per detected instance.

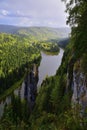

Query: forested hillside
<box><xmin>28</xmin><ymin>0</ymin><xmax>87</xmax><ymax>129</ymax></box>
<box><xmin>0</xmin><ymin>25</ymin><xmax>70</xmax><ymax>40</ymax></box>
<box><xmin>0</xmin><ymin>32</ymin><xmax>60</xmax><ymax>100</ymax></box>
<box><xmin>0</xmin><ymin>33</ymin><xmax>41</xmax><ymax>98</ymax></box>
<box><xmin>0</xmin><ymin>0</ymin><xmax>87</xmax><ymax>129</ymax></box>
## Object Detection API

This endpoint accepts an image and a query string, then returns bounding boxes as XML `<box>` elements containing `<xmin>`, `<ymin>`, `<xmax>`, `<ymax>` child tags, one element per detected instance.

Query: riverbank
<box><xmin>41</xmin><ymin>50</ymin><xmax>59</xmax><ymax>55</ymax></box>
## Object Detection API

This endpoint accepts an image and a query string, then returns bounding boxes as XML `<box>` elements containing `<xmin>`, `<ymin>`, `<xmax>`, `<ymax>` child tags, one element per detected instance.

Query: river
<box><xmin>0</xmin><ymin>48</ymin><xmax>64</xmax><ymax>118</ymax></box>
<box><xmin>38</xmin><ymin>48</ymin><xmax>64</xmax><ymax>87</ymax></box>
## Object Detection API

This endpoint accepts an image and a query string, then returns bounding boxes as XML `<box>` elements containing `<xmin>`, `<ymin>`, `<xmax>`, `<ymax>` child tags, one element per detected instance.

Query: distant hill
<box><xmin>58</xmin><ymin>38</ymin><xmax>70</xmax><ymax>48</ymax></box>
<box><xmin>0</xmin><ymin>25</ymin><xmax>70</xmax><ymax>40</ymax></box>
<box><xmin>0</xmin><ymin>25</ymin><xmax>20</xmax><ymax>34</ymax></box>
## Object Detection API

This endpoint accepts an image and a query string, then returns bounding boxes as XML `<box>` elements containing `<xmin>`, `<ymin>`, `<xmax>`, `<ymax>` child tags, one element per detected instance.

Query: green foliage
<box><xmin>63</xmin><ymin>0</ymin><xmax>87</xmax><ymax>60</ymax></box>
<box><xmin>0</xmin><ymin>94</ymin><xmax>30</xmax><ymax>129</ymax></box>
<box><xmin>0</xmin><ymin>1</ymin><xmax>87</xmax><ymax>129</ymax></box>
<box><xmin>28</xmin><ymin>1</ymin><xmax>87</xmax><ymax>129</ymax></box>
<box><xmin>0</xmin><ymin>33</ymin><xmax>41</xmax><ymax>95</ymax></box>
<box><xmin>58</xmin><ymin>38</ymin><xmax>70</xmax><ymax>49</ymax></box>
<box><xmin>30</xmin><ymin>112</ymin><xmax>58</xmax><ymax>130</ymax></box>
<box><xmin>0</xmin><ymin>32</ymin><xmax>59</xmax><ymax>96</ymax></box>
<box><xmin>0</xmin><ymin>32</ymin><xmax>60</xmax><ymax>129</ymax></box>
<box><xmin>39</xmin><ymin>41</ymin><xmax>59</xmax><ymax>53</ymax></box>
<box><xmin>81</xmin><ymin>53</ymin><xmax>87</xmax><ymax>76</ymax></box>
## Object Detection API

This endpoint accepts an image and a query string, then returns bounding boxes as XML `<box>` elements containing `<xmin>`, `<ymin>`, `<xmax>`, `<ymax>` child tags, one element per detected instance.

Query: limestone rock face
<box><xmin>71</xmin><ymin>60</ymin><xmax>87</xmax><ymax>115</ymax></box>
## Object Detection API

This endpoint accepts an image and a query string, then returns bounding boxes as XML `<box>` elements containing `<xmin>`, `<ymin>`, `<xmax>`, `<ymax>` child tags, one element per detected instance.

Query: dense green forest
<box><xmin>0</xmin><ymin>33</ymin><xmax>59</xmax><ymax>99</ymax></box>
<box><xmin>0</xmin><ymin>0</ymin><xmax>87</xmax><ymax>129</ymax></box>
<box><xmin>0</xmin><ymin>33</ymin><xmax>40</xmax><ymax>96</ymax></box>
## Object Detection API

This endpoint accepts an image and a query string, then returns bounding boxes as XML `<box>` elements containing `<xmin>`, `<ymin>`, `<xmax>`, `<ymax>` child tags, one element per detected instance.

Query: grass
<box><xmin>0</xmin><ymin>76</ymin><xmax>25</xmax><ymax>101</ymax></box>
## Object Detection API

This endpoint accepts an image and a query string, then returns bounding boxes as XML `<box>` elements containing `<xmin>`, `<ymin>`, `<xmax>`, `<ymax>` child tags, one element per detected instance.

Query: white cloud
<box><xmin>1</xmin><ymin>9</ymin><xmax>9</xmax><ymax>16</ymax></box>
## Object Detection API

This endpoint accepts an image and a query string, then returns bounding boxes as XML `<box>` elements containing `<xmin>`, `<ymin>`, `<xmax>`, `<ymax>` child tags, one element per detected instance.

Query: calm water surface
<box><xmin>38</xmin><ymin>48</ymin><xmax>64</xmax><ymax>87</ymax></box>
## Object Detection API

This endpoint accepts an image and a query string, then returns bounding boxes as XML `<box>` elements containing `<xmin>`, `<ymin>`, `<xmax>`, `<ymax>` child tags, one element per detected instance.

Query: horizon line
<box><xmin>0</xmin><ymin>24</ymin><xmax>70</xmax><ymax>28</ymax></box>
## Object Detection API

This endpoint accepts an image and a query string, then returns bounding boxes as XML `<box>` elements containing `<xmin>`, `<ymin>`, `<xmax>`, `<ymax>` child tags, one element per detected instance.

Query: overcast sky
<box><xmin>0</xmin><ymin>0</ymin><xmax>68</xmax><ymax>27</ymax></box>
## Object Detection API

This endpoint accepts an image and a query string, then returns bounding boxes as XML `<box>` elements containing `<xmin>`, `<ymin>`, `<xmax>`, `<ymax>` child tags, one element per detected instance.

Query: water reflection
<box><xmin>37</xmin><ymin>48</ymin><xmax>64</xmax><ymax>87</ymax></box>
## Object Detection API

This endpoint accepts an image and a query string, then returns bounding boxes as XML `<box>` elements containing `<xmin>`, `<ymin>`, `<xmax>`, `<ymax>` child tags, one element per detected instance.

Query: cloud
<box><xmin>0</xmin><ymin>9</ymin><xmax>32</xmax><ymax>18</ymax></box>
<box><xmin>0</xmin><ymin>9</ymin><xmax>9</xmax><ymax>16</ymax></box>
<box><xmin>0</xmin><ymin>0</ymin><xmax>67</xmax><ymax>27</ymax></box>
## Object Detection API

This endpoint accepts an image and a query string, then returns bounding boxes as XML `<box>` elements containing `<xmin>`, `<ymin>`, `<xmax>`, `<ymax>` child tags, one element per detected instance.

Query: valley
<box><xmin>0</xmin><ymin>5</ymin><xmax>87</xmax><ymax>128</ymax></box>
<box><xmin>0</xmin><ymin>26</ymin><xmax>66</xmax><ymax>121</ymax></box>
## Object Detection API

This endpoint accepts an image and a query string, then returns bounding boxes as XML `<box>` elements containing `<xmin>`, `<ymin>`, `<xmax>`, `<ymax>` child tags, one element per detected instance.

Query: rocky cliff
<box><xmin>24</xmin><ymin>64</ymin><xmax>38</xmax><ymax>110</ymax></box>
<box><xmin>69</xmin><ymin>60</ymin><xmax>87</xmax><ymax>116</ymax></box>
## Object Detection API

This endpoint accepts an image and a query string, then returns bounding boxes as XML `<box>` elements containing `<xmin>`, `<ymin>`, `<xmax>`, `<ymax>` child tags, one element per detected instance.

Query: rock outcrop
<box><xmin>67</xmin><ymin>59</ymin><xmax>87</xmax><ymax>116</ymax></box>
<box><xmin>24</xmin><ymin>64</ymin><xmax>38</xmax><ymax>109</ymax></box>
